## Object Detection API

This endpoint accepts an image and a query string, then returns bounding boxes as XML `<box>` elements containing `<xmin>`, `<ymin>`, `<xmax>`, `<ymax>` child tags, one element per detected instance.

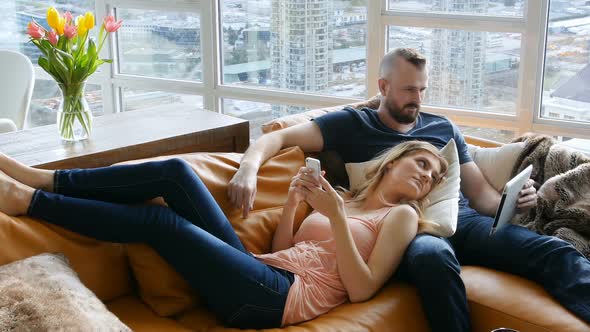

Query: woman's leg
<box><xmin>0</xmin><ymin>153</ymin><xmax>53</xmax><ymax>192</ymax></box>
<box><xmin>26</xmin><ymin>189</ymin><xmax>291</xmax><ymax>328</ymax></box>
<box><xmin>54</xmin><ymin>158</ymin><xmax>245</xmax><ymax>251</ymax></box>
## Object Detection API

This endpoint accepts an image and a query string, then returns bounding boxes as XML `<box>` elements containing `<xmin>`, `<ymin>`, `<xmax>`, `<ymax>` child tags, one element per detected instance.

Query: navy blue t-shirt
<box><xmin>313</xmin><ymin>107</ymin><xmax>472</xmax><ymax>165</ymax></box>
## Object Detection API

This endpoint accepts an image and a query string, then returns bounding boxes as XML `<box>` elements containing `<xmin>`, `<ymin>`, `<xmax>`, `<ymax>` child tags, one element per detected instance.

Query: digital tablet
<box><xmin>489</xmin><ymin>165</ymin><xmax>533</xmax><ymax>235</ymax></box>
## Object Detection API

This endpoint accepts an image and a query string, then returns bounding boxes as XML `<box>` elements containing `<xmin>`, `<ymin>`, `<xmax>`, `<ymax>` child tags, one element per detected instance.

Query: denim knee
<box><xmin>161</xmin><ymin>158</ymin><xmax>193</xmax><ymax>178</ymax></box>
<box><xmin>404</xmin><ymin>235</ymin><xmax>461</xmax><ymax>278</ymax></box>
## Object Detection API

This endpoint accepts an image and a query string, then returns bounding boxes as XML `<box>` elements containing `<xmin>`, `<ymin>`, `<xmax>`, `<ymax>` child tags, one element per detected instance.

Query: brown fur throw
<box><xmin>0</xmin><ymin>253</ymin><xmax>131</xmax><ymax>331</ymax></box>
<box><xmin>510</xmin><ymin>134</ymin><xmax>590</xmax><ymax>257</ymax></box>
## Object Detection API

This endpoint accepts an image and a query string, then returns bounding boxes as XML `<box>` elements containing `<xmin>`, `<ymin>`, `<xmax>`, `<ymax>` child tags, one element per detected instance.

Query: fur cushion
<box><xmin>0</xmin><ymin>253</ymin><xmax>131</xmax><ymax>331</ymax></box>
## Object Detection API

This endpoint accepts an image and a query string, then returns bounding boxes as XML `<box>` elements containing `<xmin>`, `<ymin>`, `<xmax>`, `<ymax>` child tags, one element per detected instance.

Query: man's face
<box><xmin>380</xmin><ymin>59</ymin><xmax>428</xmax><ymax>124</ymax></box>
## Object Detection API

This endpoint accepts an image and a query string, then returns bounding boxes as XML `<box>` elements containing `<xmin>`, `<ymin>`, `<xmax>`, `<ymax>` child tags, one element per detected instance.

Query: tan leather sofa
<box><xmin>1</xmin><ymin>101</ymin><xmax>588</xmax><ymax>332</ymax></box>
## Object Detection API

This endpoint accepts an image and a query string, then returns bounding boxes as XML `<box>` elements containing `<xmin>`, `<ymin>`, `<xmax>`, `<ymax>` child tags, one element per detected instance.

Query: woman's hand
<box><xmin>305</xmin><ymin>175</ymin><xmax>345</xmax><ymax>220</ymax></box>
<box><xmin>286</xmin><ymin>167</ymin><xmax>319</xmax><ymax>207</ymax></box>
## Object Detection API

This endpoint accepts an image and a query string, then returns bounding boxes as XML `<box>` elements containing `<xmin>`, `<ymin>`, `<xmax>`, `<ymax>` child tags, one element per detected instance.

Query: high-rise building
<box><xmin>428</xmin><ymin>0</ymin><xmax>488</xmax><ymax>109</ymax></box>
<box><xmin>270</xmin><ymin>0</ymin><xmax>333</xmax><ymax>115</ymax></box>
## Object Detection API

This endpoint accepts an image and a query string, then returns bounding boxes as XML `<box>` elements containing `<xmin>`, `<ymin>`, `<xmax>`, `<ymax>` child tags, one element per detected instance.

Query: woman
<box><xmin>0</xmin><ymin>140</ymin><xmax>447</xmax><ymax>328</ymax></box>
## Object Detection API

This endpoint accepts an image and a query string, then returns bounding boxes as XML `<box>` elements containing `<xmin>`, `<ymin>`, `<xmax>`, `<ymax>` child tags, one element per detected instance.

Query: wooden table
<box><xmin>0</xmin><ymin>107</ymin><xmax>249</xmax><ymax>169</ymax></box>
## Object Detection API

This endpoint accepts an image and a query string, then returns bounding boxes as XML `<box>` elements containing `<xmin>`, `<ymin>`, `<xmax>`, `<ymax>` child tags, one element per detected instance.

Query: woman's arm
<box><xmin>331</xmin><ymin>205</ymin><xmax>418</xmax><ymax>303</ymax></box>
<box><xmin>272</xmin><ymin>201</ymin><xmax>297</xmax><ymax>252</ymax></box>
<box><xmin>272</xmin><ymin>166</ymin><xmax>317</xmax><ymax>252</ymax></box>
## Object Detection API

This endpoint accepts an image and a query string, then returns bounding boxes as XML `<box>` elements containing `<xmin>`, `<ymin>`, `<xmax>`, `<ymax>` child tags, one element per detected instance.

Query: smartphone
<box><xmin>305</xmin><ymin>157</ymin><xmax>321</xmax><ymax>181</ymax></box>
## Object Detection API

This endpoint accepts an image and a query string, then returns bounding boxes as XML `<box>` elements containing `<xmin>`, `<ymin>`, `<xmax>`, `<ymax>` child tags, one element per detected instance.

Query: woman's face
<box><xmin>384</xmin><ymin>150</ymin><xmax>443</xmax><ymax>201</ymax></box>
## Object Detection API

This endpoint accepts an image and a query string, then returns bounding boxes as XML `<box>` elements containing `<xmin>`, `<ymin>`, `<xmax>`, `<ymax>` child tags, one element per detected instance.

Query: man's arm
<box><xmin>460</xmin><ymin>162</ymin><xmax>502</xmax><ymax>217</ymax></box>
<box><xmin>460</xmin><ymin>162</ymin><xmax>538</xmax><ymax>217</ymax></box>
<box><xmin>228</xmin><ymin>121</ymin><xmax>325</xmax><ymax>217</ymax></box>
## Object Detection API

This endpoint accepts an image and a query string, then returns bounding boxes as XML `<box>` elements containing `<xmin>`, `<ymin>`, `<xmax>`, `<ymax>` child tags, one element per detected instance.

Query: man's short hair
<box><xmin>379</xmin><ymin>48</ymin><xmax>427</xmax><ymax>79</ymax></box>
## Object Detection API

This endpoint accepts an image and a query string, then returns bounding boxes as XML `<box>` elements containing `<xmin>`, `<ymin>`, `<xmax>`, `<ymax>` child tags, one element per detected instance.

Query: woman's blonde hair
<box><xmin>340</xmin><ymin>141</ymin><xmax>448</xmax><ymax>224</ymax></box>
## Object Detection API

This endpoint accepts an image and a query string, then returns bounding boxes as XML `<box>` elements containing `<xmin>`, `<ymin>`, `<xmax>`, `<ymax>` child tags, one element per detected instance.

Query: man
<box><xmin>227</xmin><ymin>48</ymin><xmax>590</xmax><ymax>331</ymax></box>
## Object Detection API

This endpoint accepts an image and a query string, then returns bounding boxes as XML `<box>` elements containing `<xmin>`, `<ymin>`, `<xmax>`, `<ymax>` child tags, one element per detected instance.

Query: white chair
<box><xmin>0</xmin><ymin>50</ymin><xmax>35</xmax><ymax>133</ymax></box>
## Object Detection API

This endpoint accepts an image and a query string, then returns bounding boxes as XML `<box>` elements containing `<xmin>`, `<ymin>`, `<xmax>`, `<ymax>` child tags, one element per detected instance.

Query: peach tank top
<box><xmin>255</xmin><ymin>206</ymin><xmax>392</xmax><ymax>326</ymax></box>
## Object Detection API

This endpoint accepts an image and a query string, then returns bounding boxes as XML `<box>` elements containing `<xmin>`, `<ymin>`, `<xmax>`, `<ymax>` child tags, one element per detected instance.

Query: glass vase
<box><xmin>57</xmin><ymin>82</ymin><xmax>93</xmax><ymax>141</ymax></box>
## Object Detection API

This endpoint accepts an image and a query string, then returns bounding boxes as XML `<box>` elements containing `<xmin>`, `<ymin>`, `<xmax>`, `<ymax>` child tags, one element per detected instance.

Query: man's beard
<box><xmin>384</xmin><ymin>99</ymin><xmax>420</xmax><ymax>124</ymax></box>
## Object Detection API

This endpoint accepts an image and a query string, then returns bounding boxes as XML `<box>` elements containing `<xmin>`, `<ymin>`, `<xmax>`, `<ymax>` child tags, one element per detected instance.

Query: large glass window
<box><xmin>387</xmin><ymin>0</ymin><xmax>525</xmax><ymax>17</ymax></box>
<box><xmin>121</xmin><ymin>88</ymin><xmax>203</xmax><ymax>112</ymax></box>
<box><xmin>116</xmin><ymin>8</ymin><xmax>202</xmax><ymax>81</ymax></box>
<box><xmin>541</xmin><ymin>0</ymin><xmax>590</xmax><ymax>124</ymax></box>
<box><xmin>388</xmin><ymin>27</ymin><xmax>521</xmax><ymax>114</ymax></box>
<box><xmin>220</xmin><ymin>0</ymin><xmax>367</xmax><ymax>98</ymax></box>
<box><xmin>223</xmin><ymin>99</ymin><xmax>309</xmax><ymax>140</ymax></box>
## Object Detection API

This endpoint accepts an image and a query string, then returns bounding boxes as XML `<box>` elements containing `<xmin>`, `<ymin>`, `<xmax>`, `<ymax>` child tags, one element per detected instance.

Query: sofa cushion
<box><xmin>126</xmin><ymin>243</ymin><xmax>199</xmax><ymax>317</ymax></box>
<box><xmin>106</xmin><ymin>295</ymin><xmax>192</xmax><ymax>332</ymax></box>
<box><xmin>345</xmin><ymin>139</ymin><xmax>460</xmax><ymax>237</ymax></box>
<box><xmin>463</xmin><ymin>266</ymin><xmax>590</xmax><ymax>332</ymax></box>
<box><xmin>119</xmin><ymin>146</ymin><xmax>307</xmax><ymax>316</ymax></box>
<box><xmin>468</xmin><ymin>142</ymin><xmax>526</xmax><ymax>192</ymax></box>
<box><xmin>0</xmin><ymin>253</ymin><xmax>131</xmax><ymax>331</ymax></box>
<box><xmin>0</xmin><ymin>213</ymin><xmax>131</xmax><ymax>302</ymax></box>
<box><xmin>175</xmin><ymin>281</ymin><xmax>430</xmax><ymax>332</ymax></box>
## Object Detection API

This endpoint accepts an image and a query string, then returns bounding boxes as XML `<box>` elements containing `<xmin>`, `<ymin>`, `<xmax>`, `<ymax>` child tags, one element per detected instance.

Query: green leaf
<box><xmin>47</xmin><ymin>49</ymin><xmax>70</xmax><ymax>84</ymax></box>
<box><xmin>37</xmin><ymin>56</ymin><xmax>60</xmax><ymax>81</ymax></box>
<box><xmin>54</xmin><ymin>48</ymin><xmax>74</xmax><ymax>62</ymax></box>
<box><xmin>31</xmin><ymin>39</ymin><xmax>49</xmax><ymax>56</ymax></box>
<box><xmin>101</xmin><ymin>59</ymin><xmax>113</xmax><ymax>63</ymax></box>
<box><xmin>88</xmin><ymin>39</ymin><xmax>97</xmax><ymax>60</ymax></box>
<box><xmin>73</xmin><ymin>65</ymin><xmax>88</xmax><ymax>82</ymax></box>
<box><xmin>79</xmin><ymin>54</ymin><xmax>89</xmax><ymax>68</ymax></box>
<box><xmin>57</xmin><ymin>35</ymin><xmax>67</xmax><ymax>50</ymax></box>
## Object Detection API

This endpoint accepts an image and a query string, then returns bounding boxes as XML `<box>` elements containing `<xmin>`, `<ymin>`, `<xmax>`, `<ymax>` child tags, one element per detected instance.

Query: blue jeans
<box><xmin>395</xmin><ymin>204</ymin><xmax>590</xmax><ymax>332</ymax></box>
<box><xmin>27</xmin><ymin>158</ymin><xmax>293</xmax><ymax>329</ymax></box>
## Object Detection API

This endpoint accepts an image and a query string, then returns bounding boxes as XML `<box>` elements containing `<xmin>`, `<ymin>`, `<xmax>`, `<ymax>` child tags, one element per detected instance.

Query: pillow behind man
<box><xmin>345</xmin><ymin>139</ymin><xmax>461</xmax><ymax>238</ymax></box>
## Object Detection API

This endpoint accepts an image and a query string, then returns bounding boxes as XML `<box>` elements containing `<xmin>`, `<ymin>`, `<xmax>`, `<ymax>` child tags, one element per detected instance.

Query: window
<box><xmin>388</xmin><ymin>28</ymin><xmax>521</xmax><ymax>114</ymax></box>
<box><xmin>116</xmin><ymin>8</ymin><xmax>202</xmax><ymax>81</ymax></box>
<box><xmin>2</xmin><ymin>1</ymin><xmax>588</xmax><ymax>144</ymax></box>
<box><xmin>388</xmin><ymin>0</ymin><xmax>525</xmax><ymax>16</ymax></box>
<box><xmin>220</xmin><ymin>0</ymin><xmax>367</xmax><ymax>98</ymax></box>
<box><xmin>121</xmin><ymin>88</ymin><xmax>203</xmax><ymax>112</ymax></box>
<box><xmin>222</xmin><ymin>99</ymin><xmax>309</xmax><ymax>140</ymax></box>
<box><xmin>540</xmin><ymin>0</ymin><xmax>590</xmax><ymax>125</ymax></box>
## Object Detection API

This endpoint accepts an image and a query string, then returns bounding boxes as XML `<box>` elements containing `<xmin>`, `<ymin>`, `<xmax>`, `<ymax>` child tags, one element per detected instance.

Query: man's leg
<box><xmin>451</xmin><ymin>206</ymin><xmax>590</xmax><ymax>323</ymax></box>
<box><xmin>396</xmin><ymin>234</ymin><xmax>470</xmax><ymax>332</ymax></box>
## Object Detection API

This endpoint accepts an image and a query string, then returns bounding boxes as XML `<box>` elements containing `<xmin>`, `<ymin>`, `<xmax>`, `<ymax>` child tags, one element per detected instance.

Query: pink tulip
<box><xmin>103</xmin><ymin>15</ymin><xmax>123</xmax><ymax>33</ymax></box>
<box><xmin>64</xmin><ymin>11</ymin><xmax>73</xmax><ymax>24</ymax></box>
<box><xmin>27</xmin><ymin>21</ymin><xmax>45</xmax><ymax>39</ymax></box>
<box><xmin>47</xmin><ymin>29</ymin><xmax>58</xmax><ymax>45</ymax></box>
<box><xmin>64</xmin><ymin>24</ymin><xmax>77</xmax><ymax>39</ymax></box>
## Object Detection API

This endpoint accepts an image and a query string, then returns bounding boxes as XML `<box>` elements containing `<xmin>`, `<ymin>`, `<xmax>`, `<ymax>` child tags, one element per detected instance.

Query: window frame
<box><xmin>87</xmin><ymin>0</ymin><xmax>589</xmax><ymax>140</ymax></box>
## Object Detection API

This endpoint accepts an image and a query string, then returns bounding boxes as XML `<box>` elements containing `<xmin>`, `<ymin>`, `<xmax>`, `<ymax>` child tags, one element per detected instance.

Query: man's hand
<box><xmin>517</xmin><ymin>179</ymin><xmax>537</xmax><ymax>211</ymax></box>
<box><xmin>228</xmin><ymin>166</ymin><xmax>257</xmax><ymax>218</ymax></box>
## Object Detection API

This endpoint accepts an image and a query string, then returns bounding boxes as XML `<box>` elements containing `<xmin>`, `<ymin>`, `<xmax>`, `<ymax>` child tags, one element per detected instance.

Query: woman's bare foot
<box><xmin>0</xmin><ymin>153</ymin><xmax>54</xmax><ymax>192</ymax></box>
<box><xmin>0</xmin><ymin>171</ymin><xmax>34</xmax><ymax>216</ymax></box>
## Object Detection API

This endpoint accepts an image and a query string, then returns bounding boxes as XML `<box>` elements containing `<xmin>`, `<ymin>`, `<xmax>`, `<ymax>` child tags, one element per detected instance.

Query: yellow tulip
<box><xmin>83</xmin><ymin>12</ymin><xmax>95</xmax><ymax>30</ymax></box>
<box><xmin>76</xmin><ymin>15</ymin><xmax>88</xmax><ymax>36</ymax></box>
<box><xmin>56</xmin><ymin>16</ymin><xmax>66</xmax><ymax>35</ymax></box>
<box><xmin>46</xmin><ymin>7</ymin><xmax>61</xmax><ymax>32</ymax></box>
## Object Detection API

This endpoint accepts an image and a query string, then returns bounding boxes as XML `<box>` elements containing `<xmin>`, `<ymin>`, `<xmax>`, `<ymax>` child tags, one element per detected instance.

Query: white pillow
<box><xmin>345</xmin><ymin>140</ymin><xmax>460</xmax><ymax>237</ymax></box>
<box><xmin>467</xmin><ymin>142</ymin><xmax>525</xmax><ymax>192</ymax></box>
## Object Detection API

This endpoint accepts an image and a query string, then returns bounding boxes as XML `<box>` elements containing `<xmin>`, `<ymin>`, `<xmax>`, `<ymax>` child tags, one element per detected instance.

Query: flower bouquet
<box><xmin>27</xmin><ymin>7</ymin><xmax>122</xmax><ymax>141</ymax></box>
